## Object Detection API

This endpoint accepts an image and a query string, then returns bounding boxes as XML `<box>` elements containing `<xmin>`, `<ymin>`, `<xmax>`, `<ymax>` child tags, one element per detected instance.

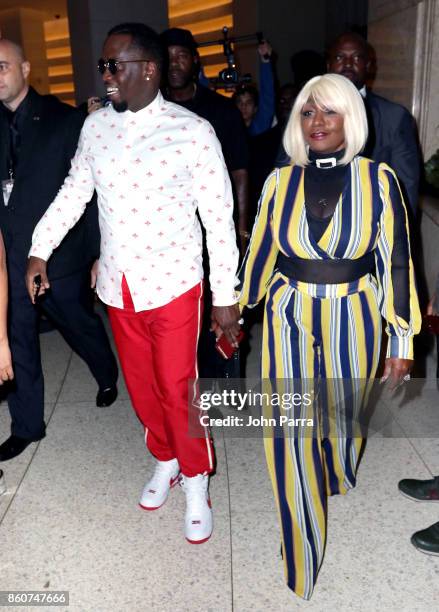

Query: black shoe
<box><xmin>398</xmin><ymin>476</ymin><xmax>439</xmax><ymax>502</ymax></box>
<box><xmin>411</xmin><ymin>521</ymin><xmax>439</xmax><ymax>556</ymax></box>
<box><xmin>96</xmin><ymin>385</ymin><xmax>118</xmax><ymax>407</ymax></box>
<box><xmin>0</xmin><ymin>435</ymin><xmax>33</xmax><ymax>461</ymax></box>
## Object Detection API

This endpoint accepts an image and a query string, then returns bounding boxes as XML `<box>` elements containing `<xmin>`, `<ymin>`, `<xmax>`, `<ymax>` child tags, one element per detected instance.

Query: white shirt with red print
<box><xmin>30</xmin><ymin>91</ymin><xmax>239</xmax><ymax>312</ymax></box>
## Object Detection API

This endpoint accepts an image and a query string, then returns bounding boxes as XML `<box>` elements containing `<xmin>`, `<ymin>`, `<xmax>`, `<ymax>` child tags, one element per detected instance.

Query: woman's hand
<box><xmin>0</xmin><ymin>338</ymin><xmax>13</xmax><ymax>384</ymax></box>
<box><xmin>381</xmin><ymin>357</ymin><xmax>413</xmax><ymax>391</ymax></box>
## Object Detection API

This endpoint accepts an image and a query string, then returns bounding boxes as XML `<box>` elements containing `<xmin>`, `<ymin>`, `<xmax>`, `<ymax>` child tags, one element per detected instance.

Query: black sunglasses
<box><xmin>97</xmin><ymin>58</ymin><xmax>151</xmax><ymax>75</ymax></box>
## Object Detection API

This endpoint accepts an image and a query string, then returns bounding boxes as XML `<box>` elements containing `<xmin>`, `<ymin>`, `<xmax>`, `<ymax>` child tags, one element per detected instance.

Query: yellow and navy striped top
<box><xmin>238</xmin><ymin>156</ymin><xmax>421</xmax><ymax>359</ymax></box>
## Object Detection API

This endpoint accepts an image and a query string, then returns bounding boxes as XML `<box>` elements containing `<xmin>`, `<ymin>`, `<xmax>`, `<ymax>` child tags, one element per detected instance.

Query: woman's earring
<box><xmin>146</xmin><ymin>75</ymin><xmax>151</xmax><ymax>81</ymax></box>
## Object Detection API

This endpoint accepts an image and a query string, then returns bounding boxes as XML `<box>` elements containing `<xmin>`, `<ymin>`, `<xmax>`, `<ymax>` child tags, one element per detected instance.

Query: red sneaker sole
<box><xmin>186</xmin><ymin>534</ymin><xmax>212</xmax><ymax>545</ymax></box>
<box><xmin>138</xmin><ymin>473</ymin><xmax>180</xmax><ymax>511</ymax></box>
<box><xmin>139</xmin><ymin>502</ymin><xmax>164</xmax><ymax>511</ymax></box>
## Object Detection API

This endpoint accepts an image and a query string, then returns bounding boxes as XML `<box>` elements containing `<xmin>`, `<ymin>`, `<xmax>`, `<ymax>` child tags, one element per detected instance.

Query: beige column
<box><xmin>368</xmin><ymin>0</ymin><xmax>439</xmax><ymax>159</ymax></box>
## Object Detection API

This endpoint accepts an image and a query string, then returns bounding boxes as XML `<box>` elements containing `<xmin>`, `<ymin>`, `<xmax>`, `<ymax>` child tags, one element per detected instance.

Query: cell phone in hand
<box><xmin>215</xmin><ymin>330</ymin><xmax>245</xmax><ymax>359</ymax></box>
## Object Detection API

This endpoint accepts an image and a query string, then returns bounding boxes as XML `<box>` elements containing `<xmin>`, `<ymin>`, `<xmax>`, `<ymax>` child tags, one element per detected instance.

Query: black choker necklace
<box><xmin>308</xmin><ymin>149</ymin><xmax>345</xmax><ymax>169</ymax></box>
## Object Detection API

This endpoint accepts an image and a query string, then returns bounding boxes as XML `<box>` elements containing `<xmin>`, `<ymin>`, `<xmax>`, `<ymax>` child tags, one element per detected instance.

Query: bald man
<box><xmin>0</xmin><ymin>39</ymin><xmax>118</xmax><ymax>461</ymax></box>
<box><xmin>327</xmin><ymin>32</ymin><xmax>420</xmax><ymax>216</ymax></box>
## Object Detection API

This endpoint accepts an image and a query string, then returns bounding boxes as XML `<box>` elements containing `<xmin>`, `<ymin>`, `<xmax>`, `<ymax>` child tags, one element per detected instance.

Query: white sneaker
<box><xmin>139</xmin><ymin>458</ymin><xmax>180</xmax><ymax>511</ymax></box>
<box><xmin>180</xmin><ymin>474</ymin><xmax>213</xmax><ymax>544</ymax></box>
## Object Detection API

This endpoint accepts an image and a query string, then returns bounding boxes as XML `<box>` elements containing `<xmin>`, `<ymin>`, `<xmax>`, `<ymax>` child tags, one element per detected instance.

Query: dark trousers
<box><xmin>197</xmin><ymin>285</ymin><xmax>241</xmax><ymax>380</ymax></box>
<box><xmin>7</xmin><ymin>263</ymin><xmax>118</xmax><ymax>440</ymax></box>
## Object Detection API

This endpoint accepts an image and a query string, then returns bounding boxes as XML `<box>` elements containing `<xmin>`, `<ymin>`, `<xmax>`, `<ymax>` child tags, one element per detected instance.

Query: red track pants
<box><xmin>107</xmin><ymin>277</ymin><xmax>214</xmax><ymax>477</ymax></box>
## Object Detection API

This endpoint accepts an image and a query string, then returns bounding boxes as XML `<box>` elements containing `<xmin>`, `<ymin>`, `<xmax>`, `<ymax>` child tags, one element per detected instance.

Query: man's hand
<box><xmin>211</xmin><ymin>304</ymin><xmax>241</xmax><ymax>347</ymax></box>
<box><xmin>0</xmin><ymin>338</ymin><xmax>13</xmax><ymax>384</ymax></box>
<box><xmin>26</xmin><ymin>256</ymin><xmax>50</xmax><ymax>304</ymax></box>
<box><xmin>90</xmin><ymin>259</ymin><xmax>99</xmax><ymax>289</ymax></box>
<box><xmin>87</xmin><ymin>96</ymin><xmax>103</xmax><ymax>115</ymax></box>
<box><xmin>381</xmin><ymin>357</ymin><xmax>413</xmax><ymax>391</ymax></box>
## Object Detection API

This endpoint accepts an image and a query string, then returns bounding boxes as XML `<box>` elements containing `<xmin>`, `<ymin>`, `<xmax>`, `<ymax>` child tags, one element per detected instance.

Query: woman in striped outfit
<box><xmin>237</xmin><ymin>74</ymin><xmax>421</xmax><ymax>599</ymax></box>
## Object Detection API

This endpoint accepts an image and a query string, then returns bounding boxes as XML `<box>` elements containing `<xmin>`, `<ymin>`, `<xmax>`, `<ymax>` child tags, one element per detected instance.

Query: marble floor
<box><xmin>0</xmin><ymin>312</ymin><xmax>438</xmax><ymax>612</ymax></box>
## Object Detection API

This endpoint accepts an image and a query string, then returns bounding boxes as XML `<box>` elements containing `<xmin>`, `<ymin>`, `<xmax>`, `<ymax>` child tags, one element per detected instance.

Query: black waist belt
<box><xmin>276</xmin><ymin>252</ymin><xmax>375</xmax><ymax>284</ymax></box>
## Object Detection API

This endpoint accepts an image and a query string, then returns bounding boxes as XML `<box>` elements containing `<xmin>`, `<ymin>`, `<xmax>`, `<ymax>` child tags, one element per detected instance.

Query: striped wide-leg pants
<box><xmin>261</xmin><ymin>273</ymin><xmax>382</xmax><ymax>599</ymax></box>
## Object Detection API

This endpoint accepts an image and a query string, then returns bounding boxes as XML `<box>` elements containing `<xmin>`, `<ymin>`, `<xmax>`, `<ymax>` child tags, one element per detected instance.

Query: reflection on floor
<box><xmin>0</xmin><ymin>312</ymin><xmax>438</xmax><ymax>612</ymax></box>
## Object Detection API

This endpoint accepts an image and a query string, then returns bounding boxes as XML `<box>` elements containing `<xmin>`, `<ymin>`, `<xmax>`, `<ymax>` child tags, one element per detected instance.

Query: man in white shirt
<box><xmin>26</xmin><ymin>22</ymin><xmax>241</xmax><ymax>545</ymax></box>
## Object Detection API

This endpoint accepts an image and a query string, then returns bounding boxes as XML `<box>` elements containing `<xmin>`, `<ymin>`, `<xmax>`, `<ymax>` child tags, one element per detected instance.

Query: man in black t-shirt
<box><xmin>160</xmin><ymin>28</ymin><xmax>249</xmax><ymax>379</ymax></box>
<box><xmin>160</xmin><ymin>28</ymin><xmax>249</xmax><ymax>254</ymax></box>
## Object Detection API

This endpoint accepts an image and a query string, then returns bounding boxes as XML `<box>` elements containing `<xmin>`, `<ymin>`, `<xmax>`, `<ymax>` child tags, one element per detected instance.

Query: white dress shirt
<box><xmin>30</xmin><ymin>92</ymin><xmax>239</xmax><ymax>311</ymax></box>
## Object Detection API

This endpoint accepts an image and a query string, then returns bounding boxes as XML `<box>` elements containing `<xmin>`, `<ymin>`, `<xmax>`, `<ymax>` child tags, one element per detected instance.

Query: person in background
<box><xmin>238</xmin><ymin>73</ymin><xmax>421</xmax><ymax>598</ymax></box>
<box><xmin>0</xmin><ymin>39</ymin><xmax>118</xmax><ymax>462</ymax></box>
<box><xmin>233</xmin><ymin>40</ymin><xmax>275</xmax><ymax>136</ymax></box>
<box><xmin>327</xmin><ymin>31</ymin><xmax>421</xmax><ymax>217</ymax></box>
<box><xmin>249</xmin><ymin>83</ymin><xmax>297</xmax><ymax>228</ymax></box>
<box><xmin>26</xmin><ymin>22</ymin><xmax>240</xmax><ymax>545</ymax></box>
<box><xmin>428</xmin><ymin>272</ymin><xmax>439</xmax><ymax>384</ymax></box>
<box><xmin>160</xmin><ymin>27</ymin><xmax>249</xmax><ymax>381</ymax></box>
<box><xmin>277</xmin><ymin>83</ymin><xmax>297</xmax><ymax>125</ymax></box>
<box><xmin>399</xmin><ymin>471</ymin><xmax>439</xmax><ymax>556</ymax></box>
<box><xmin>398</xmin><ymin>270</ymin><xmax>439</xmax><ymax>556</ymax></box>
<box><xmin>160</xmin><ymin>27</ymin><xmax>249</xmax><ymax>254</ymax></box>
<box><xmin>0</xmin><ymin>229</ymin><xmax>14</xmax><ymax>496</ymax></box>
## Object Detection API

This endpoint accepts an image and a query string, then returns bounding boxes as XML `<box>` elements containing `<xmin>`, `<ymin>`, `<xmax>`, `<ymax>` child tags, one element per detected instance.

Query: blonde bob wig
<box><xmin>283</xmin><ymin>73</ymin><xmax>368</xmax><ymax>167</ymax></box>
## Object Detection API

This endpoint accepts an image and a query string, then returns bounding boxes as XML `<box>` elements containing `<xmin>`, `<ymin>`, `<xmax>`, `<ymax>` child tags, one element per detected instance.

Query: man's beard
<box><xmin>112</xmin><ymin>100</ymin><xmax>128</xmax><ymax>113</ymax></box>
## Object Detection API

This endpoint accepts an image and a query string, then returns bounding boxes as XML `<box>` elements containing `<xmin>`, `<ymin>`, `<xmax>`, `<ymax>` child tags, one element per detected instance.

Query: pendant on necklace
<box><xmin>318</xmin><ymin>198</ymin><xmax>328</xmax><ymax>207</ymax></box>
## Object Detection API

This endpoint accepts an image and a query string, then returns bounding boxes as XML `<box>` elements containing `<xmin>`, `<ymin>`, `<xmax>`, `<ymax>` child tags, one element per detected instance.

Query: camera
<box><xmin>200</xmin><ymin>27</ymin><xmax>259</xmax><ymax>90</ymax></box>
<box><xmin>218</xmin><ymin>66</ymin><xmax>239</xmax><ymax>85</ymax></box>
<box><xmin>215</xmin><ymin>67</ymin><xmax>252</xmax><ymax>88</ymax></box>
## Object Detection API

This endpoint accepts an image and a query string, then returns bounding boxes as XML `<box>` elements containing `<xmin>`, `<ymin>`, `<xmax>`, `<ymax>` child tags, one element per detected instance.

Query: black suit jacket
<box><xmin>0</xmin><ymin>87</ymin><xmax>99</xmax><ymax>280</ymax></box>
<box><xmin>363</xmin><ymin>91</ymin><xmax>420</xmax><ymax>215</ymax></box>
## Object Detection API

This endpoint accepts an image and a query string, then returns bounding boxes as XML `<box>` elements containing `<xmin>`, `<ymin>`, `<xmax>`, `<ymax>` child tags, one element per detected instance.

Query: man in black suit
<box><xmin>327</xmin><ymin>32</ymin><xmax>420</xmax><ymax>216</ymax></box>
<box><xmin>0</xmin><ymin>39</ymin><xmax>118</xmax><ymax>461</ymax></box>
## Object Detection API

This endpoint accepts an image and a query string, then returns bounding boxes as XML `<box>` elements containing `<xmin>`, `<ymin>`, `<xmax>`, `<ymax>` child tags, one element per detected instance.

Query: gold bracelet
<box><xmin>239</xmin><ymin>230</ymin><xmax>250</xmax><ymax>239</ymax></box>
